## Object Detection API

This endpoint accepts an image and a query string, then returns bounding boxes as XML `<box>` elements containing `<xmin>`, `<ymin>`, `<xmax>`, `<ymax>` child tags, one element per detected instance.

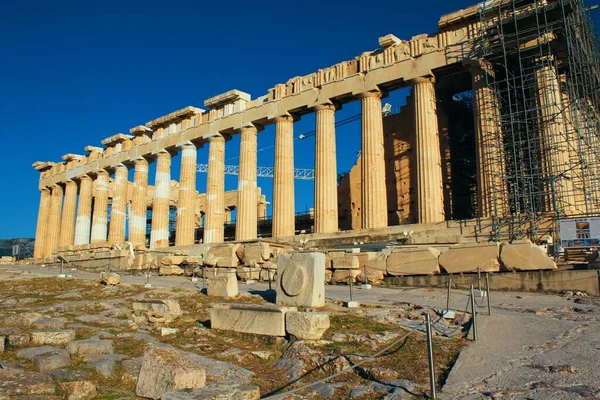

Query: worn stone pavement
<box><xmin>1</xmin><ymin>263</ymin><xmax>599</xmax><ymax>399</ymax></box>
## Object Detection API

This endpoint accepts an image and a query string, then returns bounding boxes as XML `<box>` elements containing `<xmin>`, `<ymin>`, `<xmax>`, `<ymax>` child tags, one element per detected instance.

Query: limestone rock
<box><xmin>58</xmin><ymin>381</ymin><xmax>97</xmax><ymax>400</ymax></box>
<box><xmin>276</xmin><ymin>252</ymin><xmax>325</xmax><ymax>307</ymax></box>
<box><xmin>0</xmin><ymin>335</ymin><xmax>5</xmax><ymax>352</ymax></box>
<box><xmin>4</xmin><ymin>311</ymin><xmax>43</xmax><ymax>327</ymax></box>
<box><xmin>33</xmin><ymin>349</ymin><xmax>72</xmax><ymax>372</ymax></box>
<box><xmin>136</xmin><ymin>344</ymin><xmax>206</xmax><ymax>400</ymax></box>
<box><xmin>86</xmin><ymin>354</ymin><xmax>124</xmax><ymax>376</ymax></box>
<box><xmin>162</xmin><ymin>383</ymin><xmax>260</xmax><ymax>400</ymax></box>
<box><xmin>259</xmin><ymin>268</ymin><xmax>276</xmax><ymax>282</ymax></box>
<box><xmin>31</xmin><ymin>318</ymin><xmax>65</xmax><ymax>330</ymax></box>
<box><xmin>286</xmin><ymin>312</ymin><xmax>330</xmax><ymax>340</ymax></box>
<box><xmin>242</xmin><ymin>244</ymin><xmax>267</xmax><ymax>266</ymax></box>
<box><xmin>100</xmin><ymin>272</ymin><xmax>121</xmax><ymax>285</ymax></box>
<box><xmin>30</xmin><ymin>330</ymin><xmax>76</xmax><ymax>346</ymax></box>
<box><xmin>439</xmin><ymin>242</ymin><xmax>501</xmax><ymax>273</ymax></box>
<box><xmin>17</xmin><ymin>345</ymin><xmax>61</xmax><ymax>361</ymax></box>
<box><xmin>500</xmin><ymin>240</ymin><xmax>557</xmax><ymax>271</ymax></box>
<box><xmin>387</xmin><ymin>248</ymin><xmax>440</xmax><ymax>276</ymax></box>
<box><xmin>132</xmin><ymin>299</ymin><xmax>182</xmax><ymax>324</ymax></box>
<box><xmin>210</xmin><ymin>303</ymin><xmax>296</xmax><ymax>336</ymax></box>
<box><xmin>8</xmin><ymin>333</ymin><xmax>30</xmax><ymax>347</ymax></box>
<box><xmin>365</xmin><ymin>253</ymin><xmax>387</xmax><ymax>272</ymax></box>
<box><xmin>205</xmin><ymin>244</ymin><xmax>241</xmax><ymax>268</ymax></box>
<box><xmin>332</xmin><ymin>269</ymin><xmax>360</xmax><ymax>284</ymax></box>
<box><xmin>67</xmin><ymin>338</ymin><xmax>114</xmax><ymax>357</ymax></box>
<box><xmin>159</xmin><ymin>265</ymin><xmax>185</xmax><ymax>276</ymax></box>
<box><xmin>332</xmin><ymin>255</ymin><xmax>359</xmax><ymax>269</ymax></box>
<box><xmin>122</xmin><ymin>356</ymin><xmax>144</xmax><ymax>384</ymax></box>
<box><xmin>207</xmin><ymin>273</ymin><xmax>238</xmax><ymax>298</ymax></box>
<box><xmin>0</xmin><ymin>372</ymin><xmax>56</xmax><ymax>396</ymax></box>
<box><xmin>324</xmin><ymin>270</ymin><xmax>332</xmax><ymax>284</ymax></box>
<box><xmin>236</xmin><ymin>266</ymin><xmax>260</xmax><ymax>281</ymax></box>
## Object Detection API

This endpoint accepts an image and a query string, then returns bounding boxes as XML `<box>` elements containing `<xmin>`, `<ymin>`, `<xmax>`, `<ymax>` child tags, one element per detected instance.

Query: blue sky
<box><xmin>0</xmin><ymin>0</ymin><xmax>551</xmax><ymax>238</ymax></box>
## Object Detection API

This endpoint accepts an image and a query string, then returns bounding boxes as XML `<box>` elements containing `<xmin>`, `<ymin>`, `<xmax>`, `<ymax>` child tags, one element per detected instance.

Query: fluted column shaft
<box><xmin>272</xmin><ymin>115</ymin><xmax>295</xmax><ymax>237</ymax></box>
<box><xmin>314</xmin><ymin>104</ymin><xmax>338</xmax><ymax>233</ymax></box>
<box><xmin>413</xmin><ymin>77</ymin><xmax>445</xmax><ymax>223</ymax></box>
<box><xmin>74</xmin><ymin>175</ymin><xmax>93</xmax><ymax>245</ymax></box>
<box><xmin>236</xmin><ymin>126</ymin><xmax>258</xmax><ymax>241</ymax></box>
<box><xmin>359</xmin><ymin>91</ymin><xmax>388</xmax><ymax>229</ymax></box>
<box><xmin>204</xmin><ymin>135</ymin><xmax>225</xmax><ymax>244</ymax></box>
<box><xmin>34</xmin><ymin>188</ymin><xmax>51</xmax><ymax>258</ymax></box>
<box><xmin>470</xmin><ymin>67</ymin><xmax>507</xmax><ymax>218</ymax></box>
<box><xmin>536</xmin><ymin>59</ymin><xmax>574</xmax><ymax>214</ymax></box>
<box><xmin>91</xmin><ymin>170</ymin><xmax>110</xmax><ymax>243</ymax></box>
<box><xmin>175</xmin><ymin>142</ymin><xmax>198</xmax><ymax>246</ymax></box>
<box><xmin>130</xmin><ymin>158</ymin><xmax>149</xmax><ymax>246</ymax></box>
<box><xmin>108</xmin><ymin>165</ymin><xmax>128</xmax><ymax>244</ymax></box>
<box><xmin>59</xmin><ymin>180</ymin><xmax>77</xmax><ymax>247</ymax></box>
<box><xmin>45</xmin><ymin>185</ymin><xmax>64</xmax><ymax>257</ymax></box>
<box><xmin>150</xmin><ymin>151</ymin><xmax>172</xmax><ymax>248</ymax></box>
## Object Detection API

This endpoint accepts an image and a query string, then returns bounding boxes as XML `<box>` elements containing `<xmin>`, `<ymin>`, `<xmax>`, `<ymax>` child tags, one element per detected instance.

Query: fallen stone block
<box><xmin>286</xmin><ymin>312</ymin><xmax>330</xmax><ymax>340</ymax></box>
<box><xmin>58</xmin><ymin>380</ymin><xmax>97</xmax><ymax>400</ymax></box>
<box><xmin>30</xmin><ymin>330</ymin><xmax>76</xmax><ymax>346</ymax></box>
<box><xmin>8</xmin><ymin>333</ymin><xmax>30</xmax><ymax>347</ymax></box>
<box><xmin>356</xmin><ymin>269</ymin><xmax>385</xmax><ymax>284</ymax></box>
<box><xmin>205</xmin><ymin>244</ymin><xmax>241</xmax><ymax>268</ymax></box>
<box><xmin>162</xmin><ymin>383</ymin><xmax>260</xmax><ymax>400</ymax></box>
<box><xmin>31</xmin><ymin>318</ymin><xmax>65</xmax><ymax>330</ymax></box>
<box><xmin>236</xmin><ymin>266</ymin><xmax>260</xmax><ymax>281</ymax></box>
<box><xmin>332</xmin><ymin>255</ymin><xmax>359</xmax><ymax>270</ymax></box>
<box><xmin>325</xmin><ymin>270</ymin><xmax>332</xmax><ymax>284</ymax></box>
<box><xmin>500</xmin><ymin>240</ymin><xmax>557</xmax><ymax>271</ymax></box>
<box><xmin>439</xmin><ymin>242</ymin><xmax>501</xmax><ymax>273</ymax></box>
<box><xmin>365</xmin><ymin>253</ymin><xmax>387</xmax><ymax>272</ymax></box>
<box><xmin>242</xmin><ymin>244</ymin><xmax>267</xmax><ymax>266</ymax></box>
<box><xmin>276</xmin><ymin>252</ymin><xmax>325</xmax><ymax>307</ymax></box>
<box><xmin>100</xmin><ymin>272</ymin><xmax>121</xmax><ymax>285</ymax></box>
<box><xmin>0</xmin><ymin>335</ymin><xmax>5</xmax><ymax>353</ymax></box>
<box><xmin>122</xmin><ymin>357</ymin><xmax>143</xmax><ymax>384</ymax></box>
<box><xmin>332</xmin><ymin>269</ymin><xmax>360</xmax><ymax>284</ymax></box>
<box><xmin>209</xmin><ymin>303</ymin><xmax>297</xmax><ymax>336</ymax></box>
<box><xmin>259</xmin><ymin>268</ymin><xmax>276</xmax><ymax>282</ymax></box>
<box><xmin>206</xmin><ymin>273</ymin><xmax>238</xmax><ymax>298</ymax></box>
<box><xmin>136</xmin><ymin>344</ymin><xmax>206</xmax><ymax>400</ymax></box>
<box><xmin>16</xmin><ymin>345</ymin><xmax>61</xmax><ymax>361</ymax></box>
<box><xmin>4</xmin><ymin>311</ymin><xmax>43</xmax><ymax>327</ymax></box>
<box><xmin>86</xmin><ymin>354</ymin><xmax>125</xmax><ymax>377</ymax></box>
<box><xmin>67</xmin><ymin>338</ymin><xmax>114</xmax><ymax>357</ymax></box>
<box><xmin>387</xmin><ymin>248</ymin><xmax>440</xmax><ymax>276</ymax></box>
<box><xmin>33</xmin><ymin>349</ymin><xmax>72</xmax><ymax>372</ymax></box>
<box><xmin>161</xmin><ymin>256</ymin><xmax>186</xmax><ymax>266</ymax></box>
<box><xmin>132</xmin><ymin>299</ymin><xmax>182</xmax><ymax>324</ymax></box>
<box><xmin>159</xmin><ymin>265</ymin><xmax>185</xmax><ymax>276</ymax></box>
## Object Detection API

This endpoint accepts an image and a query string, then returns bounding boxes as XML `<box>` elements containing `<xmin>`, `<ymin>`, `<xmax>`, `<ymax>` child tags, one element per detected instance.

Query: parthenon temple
<box><xmin>32</xmin><ymin>0</ymin><xmax>600</xmax><ymax>265</ymax></box>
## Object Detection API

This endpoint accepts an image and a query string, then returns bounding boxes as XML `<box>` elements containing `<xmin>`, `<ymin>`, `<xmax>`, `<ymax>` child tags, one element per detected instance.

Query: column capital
<box><xmin>357</xmin><ymin>90</ymin><xmax>382</xmax><ymax>100</ymax></box>
<box><xmin>94</xmin><ymin>169</ymin><xmax>110</xmax><ymax>178</ymax></box>
<box><xmin>77</xmin><ymin>174</ymin><xmax>92</xmax><ymax>182</ymax></box>
<box><xmin>408</xmin><ymin>74</ymin><xmax>436</xmax><ymax>86</ymax></box>
<box><xmin>176</xmin><ymin>140</ymin><xmax>198</xmax><ymax>150</ymax></box>
<box><xmin>274</xmin><ymin>114</ymin><xmax>295</xmax><ymax>124</ymax></box>
<box><xmin>112</xmin><ymin>163</ymin><xmax>128</xmax><ymax>172</ymax></box>
<box><xmin>313</xmin><ymin>102</ymin><xmax>337</xmax><ymax>112</ymax></box>
<box><xmin>207</xmin><ymin>133</ymin><xmax>226</xmax><ymax>143</ymax></box>
<box><xmin>153</xmin><ymin>149</ymin><xmax>173</xmax><ymax>159</ymax></box>
<box><xmin>40</xmin><ymin>186</ymin><xmax>51</xmax><ymax>193</ymax></box>
<box><xmin>238</xmin><ymin>123</ymin><xmax>260</xmax><ymax>135</ymax></box>
<box><xmin>462</xmin><ymin>59</ymin><xmax>494</xmax><ymax>78</ymax></box>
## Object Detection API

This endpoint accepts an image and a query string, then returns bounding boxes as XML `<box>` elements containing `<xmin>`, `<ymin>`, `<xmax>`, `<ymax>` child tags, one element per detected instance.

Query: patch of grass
<box><xmin>113</xmin><ymin>338</ymin><xmax>147</xmax><ymax>358</ymax></box>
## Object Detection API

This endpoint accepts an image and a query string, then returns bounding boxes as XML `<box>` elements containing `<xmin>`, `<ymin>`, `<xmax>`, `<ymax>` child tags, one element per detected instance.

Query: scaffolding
<box><xmin>473</xmin><ymin>0</ymin><xmax>600</xmax><ymax>241</ymax></box>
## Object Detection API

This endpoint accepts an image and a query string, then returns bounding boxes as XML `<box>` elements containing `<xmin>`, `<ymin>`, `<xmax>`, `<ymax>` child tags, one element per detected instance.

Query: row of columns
<box><xmin>33</xmin><ymin>77</ymin><xmax>457</xmax><ymax>259</ymax></box>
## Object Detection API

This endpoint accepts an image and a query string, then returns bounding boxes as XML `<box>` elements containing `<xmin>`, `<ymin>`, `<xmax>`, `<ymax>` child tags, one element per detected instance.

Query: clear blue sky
<box><xmin>0</xmin><ymin>0</ymin><xmax>525</xmax><ymax>238</ymax></box>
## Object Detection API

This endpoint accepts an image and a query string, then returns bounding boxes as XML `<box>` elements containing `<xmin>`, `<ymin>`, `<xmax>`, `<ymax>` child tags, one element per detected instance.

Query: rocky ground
<box><xmin>0</xmin><ymin>268</ymin><xmax>468</xmax><ymax>400</ymax></box>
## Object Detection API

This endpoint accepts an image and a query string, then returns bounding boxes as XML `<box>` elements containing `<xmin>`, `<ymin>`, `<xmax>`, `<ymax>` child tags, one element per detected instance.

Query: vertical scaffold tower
<box><xmin>475</xmin><ymin>0</ymin><xmax>600</xmax><ymax>241</ymax></box>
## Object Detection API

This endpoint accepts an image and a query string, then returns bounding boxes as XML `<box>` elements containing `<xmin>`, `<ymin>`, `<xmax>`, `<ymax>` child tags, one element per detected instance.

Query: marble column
<box><xmin>236</xmin><ymin>125</ymin><xmax>258</xmax><ymax>241</ymax></box>
<box><xmin>74</xmin><ymin>175</ymin><xmax>93</xmax><ymax>245</ymax></box>
<box><xmin>130</xmin><ymin>158</ymin><xmax>149</xmax><ymax>246</ymax></box>
<box><xmin>175</xmin><ymin>142</ymin><xmax>198</xmax><ymax>246</ymax></box>
<box><xmin>272</xmin><ymin>115</ymin><xmax>295</xmax><ymax>237</ymax></box>
<box><xmin>59</xmin><ymin>180</ymin><xmax>77</xmax><ymax>247</ymax></box>
<box><xmin>204</xmin><ymin>135</ymin><xmax>225</xmax><ymax>244</ymax></box>
<box><xmin>33</xmin><ymin>188</ymin><xmax>51</xmax><ymax>259</ymax></box>
<box><xmin>108</xmin><ymin>164</ymin><xmax>128</xmax><ymax>244</ymax></box>
<box><xmin>91</xmin><ymin>170</ymin><xmax>109</xmax><ymax>244</ymax></box>
<box><xmin>469</xmin><ymin>64</ymin><xmax>507</xmax><ymax>218</ymax></box>
<box><xmin>150</xmin><ymin>150</ymin><xmax>172</xmax><ymax>248</ymax></box>
<box><xmin>536</xmin><ymin>58</ymin><xmax>575</xmax><ymax>215</ymax></box>
<box><xmin>358</xmin><ymin>91</ymin><xmax>388</xmax><ymax>229</ymax></box>
<box><xmin>314</xmin><ymin>103</ymin><xmax>339</xmax><ymax>233</ymax></box>
<box><xmin>412</xmin><ymin>76</ymin><xmax>445</xmax><ymax>223</ymax></box>
<box><xmin>44</xmin><ymin>184</ymin><xmax>64</xmax><ymax>257</ymax></box>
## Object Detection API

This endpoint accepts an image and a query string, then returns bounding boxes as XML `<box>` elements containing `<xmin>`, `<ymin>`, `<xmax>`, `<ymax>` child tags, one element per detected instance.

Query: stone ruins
<box><xmin>29</xmin><ymin>0</ymin><xmax>600</xmax><ymax>282</ymax></box>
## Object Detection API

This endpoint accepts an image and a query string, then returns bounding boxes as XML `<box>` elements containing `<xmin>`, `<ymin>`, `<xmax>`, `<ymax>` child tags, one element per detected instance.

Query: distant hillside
<box><xmin>0</xmin><ymin>238</ymin><xmax>35</xmax><ymax>257</ymax></box>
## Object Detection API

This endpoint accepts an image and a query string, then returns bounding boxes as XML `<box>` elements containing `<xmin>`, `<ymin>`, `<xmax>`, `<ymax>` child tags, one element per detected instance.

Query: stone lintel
<box><xmin>379</xmin><ymin>34</ymin><xmax>402</xmax><ymax>49</ymax></box>
<box><xmin>438</xmin><ymin>4</ymin><xmax>480</xmax><ymax>30</ymax></box>
<box><xmin>204</xmin><ymin>89</ymin><xmax>251</xmax><ymax>109</ymax></box>
<box><xmin>130</xmin><ymin>125</ymin><xmax>152</xmax><ymax>135</ymax></box>
<box><xmin>33</xmin><ymin>161</ymin><xmax>56</xmax><ymax>171</ymax></box>
<box><xmin>61</xmin><ymin>154</ymin><xmax>86</xmax><ymax>162</ymax></box>
<box><xmin>146</xmin><ymin>106</ymin><xmax>204</xmax><ymax>129</ymax></box>
<box><xmin>101</xmin><ymin>133</ymin><xmax>134</xmax><ymax>146</ymax></box>
<box><xmin>84</xmin><ymin>145</ymin><xmax>104</xmax><ymax>154</ymax></box>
